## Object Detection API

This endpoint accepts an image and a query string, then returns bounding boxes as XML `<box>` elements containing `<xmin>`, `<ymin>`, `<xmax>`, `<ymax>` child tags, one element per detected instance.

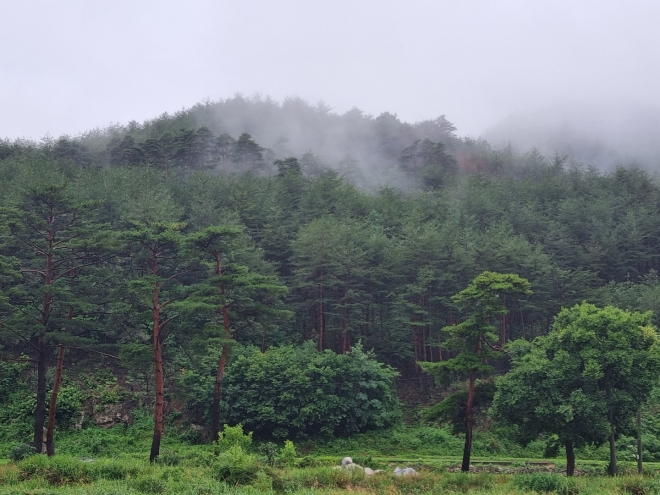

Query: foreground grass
<box><xmin>3</xmin><ymin>455</ymin><xmax>660</xmax><ymax>495</ymax></box>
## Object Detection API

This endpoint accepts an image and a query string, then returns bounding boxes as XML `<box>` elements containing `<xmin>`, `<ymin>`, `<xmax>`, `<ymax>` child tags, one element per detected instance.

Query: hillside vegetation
<box><xmin>3</xmin><ymin>97</ymin><xmax>660</xmax><ymax>486</ymax></box>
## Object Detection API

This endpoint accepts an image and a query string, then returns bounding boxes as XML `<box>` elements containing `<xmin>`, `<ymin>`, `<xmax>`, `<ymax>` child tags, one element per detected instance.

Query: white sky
<box><xmin>2</xmin><ymin>0</ymin><xmax>659</xmax><ymax>139</ymax></box>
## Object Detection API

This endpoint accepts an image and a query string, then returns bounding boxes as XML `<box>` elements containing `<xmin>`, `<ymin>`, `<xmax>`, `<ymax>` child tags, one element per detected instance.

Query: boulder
<box><xmin>341</xmin><ymin>457</ymin><xmax>353</xmax><ymax>467</ymax></box>
<box><xmin>94</xmin><ymin>404</ymin><xmax>129</xmax><ymax>428</ymax></box>
<box><xmin>394</xmin><ymin>467</ymin><xmax>418</xmax><ymax>476</ymax></box>
<box><xmin>364</xmin><ymin>467</ymin><xmax>375</xmax><ymax>476</ymax></box>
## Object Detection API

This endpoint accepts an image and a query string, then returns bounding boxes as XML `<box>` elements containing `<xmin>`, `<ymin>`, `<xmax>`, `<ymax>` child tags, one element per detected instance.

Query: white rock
<box><xmin>341</xmin><ymin>457</ymin><xmax>353</xmax><ymax>467</ymax></box>
<box><xmin>364</xmin><ymin>467</ymin><xmax>375</xmax><ymax>476</ymax></box>
<box><xmin>394</xmin><ymin>467</ymin><xmax>418</xmax><ymax>476</ymax></box>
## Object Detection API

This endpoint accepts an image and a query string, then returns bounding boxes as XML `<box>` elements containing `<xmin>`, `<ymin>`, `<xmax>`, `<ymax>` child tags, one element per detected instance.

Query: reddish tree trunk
<box><xmin>46</xmin><ymin>305</ymin><xmax>72</xmax><ymax>456</ymax></box>
<box><xmin>150</xmin><ymin>284</ymin><xmax>164</xmax><ymax>463</ymax></box>
<box><xmin>211</xmin><ymin>254</ymin><xmax>233</xmax><ymax>441</ymax></box>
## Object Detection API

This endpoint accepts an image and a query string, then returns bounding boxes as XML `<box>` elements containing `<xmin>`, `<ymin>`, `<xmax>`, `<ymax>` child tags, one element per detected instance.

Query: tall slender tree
<box><xmin>421</xmin><ymin>272</ymin><xmax>531</xmax><ymax>472</ymax></box>
<box><xmin>0</xmin><ymin>184</ymin><xmax>110</xmax><ymax>454</ymax></box>
<box><xmin>123</xmin><ymin>220</ymin><xmax>189</xmax><ymax>462</ymax></box>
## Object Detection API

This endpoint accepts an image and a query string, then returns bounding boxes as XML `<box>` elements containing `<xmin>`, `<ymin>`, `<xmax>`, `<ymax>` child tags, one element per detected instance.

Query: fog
<box><xmin>2</xmin><ymin>0</ymin><xmax>660</xmax><ymax>167</ymax></box>
<box><xmin>484</xmin><ymin>101</ymin><xmax>660</xmax><ymax>169</ymax></box>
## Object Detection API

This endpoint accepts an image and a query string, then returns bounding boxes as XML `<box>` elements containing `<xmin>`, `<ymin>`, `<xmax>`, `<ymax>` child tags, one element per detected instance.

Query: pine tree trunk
<box><xmin>565</xmin><ymin>441</ymin><xmax>575</xmax><ymax>476</ymax></box>
<box><xmin>150</xmin><ymin>286</ymin><xmax>164</xmax><ymax>463</ymax></box>
<box><xmin>318</xmin><ymin>280</ymin><xmax>324</xmax><ymax>351</ymax></box>
<box><xmin>212</xmin><ymin>299</ymin><xmax>232</xmax><ymax>442</ymax></box>
<box><xmin>462</xmin><ymin>369</ymin><xmax>476</xmax><ymax>472</ymax></box>
<box><xmin>637</xmin><ymin>409</ymin><xmax>643</xmax><ymax>474</ymax></box>
<box><xmin>46</xmin><ymin>345</ymin><xmax>65</xmax><ymax>456</ymax></box>
<box><xmin>34</xmin><ymin>242</ymin><xmax>53</xmax><ymax>454</ymax></box>
<box><xmin>33</xmin><ymin>334</ymin><xmax>47</xmax><ymax>453</ymax></box>
<box><xmin>212</xmin><ymin>344</ymin><xmax>228</xmax><ymax>442</ymax></box>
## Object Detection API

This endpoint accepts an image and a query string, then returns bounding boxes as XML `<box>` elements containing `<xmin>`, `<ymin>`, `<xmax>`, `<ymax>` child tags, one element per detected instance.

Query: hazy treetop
<box><xmin>2</xmin><ymin>0</ymin><xmax>660</xmax><ymax>159</ymax></box>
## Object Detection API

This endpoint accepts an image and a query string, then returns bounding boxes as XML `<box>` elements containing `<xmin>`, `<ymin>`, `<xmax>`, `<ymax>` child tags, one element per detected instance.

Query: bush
<box><xmin>155</xmin><ymin>451</ymin><xmax>182</xmax><ymax>466</ymax></box>
<box><xmin>18</xmin><ymin>455</ymin><xmax>94</xmax><ymax>484</ymax></box>
<box><xmin>275</xmin><ymin>466</ymin><xmax>365</xmax><ymax>491</ymax></box>
<box><xmin>513</xmin><ymin>473</ymin><xmax>579</xmax><ymax>494</ymax></box>
<box><xmin>223</xmin><ymin>342</ymin><xmax>401</xmax><ymax>439</ymax></box>
<box><xmin>441</xmin><ymin>473</ymin><xmax>493</xmax><ymax>493</ymax></box>
<box><xmin>130</xmin><ymin>476</ymin><xmax>167</xmax><ymax>494</ymax></box>
<box><xmin>214</xmin><ymin>444</ymin><xmax>260</xmax><ymax>485</ymax></box>
<box><xmin>279</xmin><ymin>440</ymin><xmax>296</xmax><ymax>467</ymax></box>
<box><xmin>17</xmin><ymin>455</ymin><xmax>144</xmax><ymax>484</ymax></box>
<box><xmin>217</xmin><ymin>424</ymin><xmax>252</xmax><ymax>452</ymax></box>
<box><xmin>9</xmin><ymin>443</ymin><xmax>35</xmax><ymax>462</ymax></box>
<box><xmin>621</xmin><ymin>477</ymin><xmax>660</xmax><ymax>495</ymax></box>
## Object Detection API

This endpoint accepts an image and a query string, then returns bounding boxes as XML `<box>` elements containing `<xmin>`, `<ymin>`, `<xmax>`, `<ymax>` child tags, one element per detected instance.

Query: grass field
<box><xmin>2</xmin><ymin>423</ymin><xmax>657</xmax><ymax>493</ymax></box>
<box><xmin>2</xmin><ymin>452</ymin><xmax>660</xmax><ymax>494</ymax></box>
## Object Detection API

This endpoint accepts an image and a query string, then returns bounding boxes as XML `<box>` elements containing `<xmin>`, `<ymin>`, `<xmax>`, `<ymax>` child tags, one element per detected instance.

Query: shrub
<box><xmin>275</xmin><ymin>466</ymin><xmax>366</xmax><ymax>491</ymax></box>
<box><xmin>279</xmin><ymin>440</ymin><xmax>297</xmax><ymax>467</ymax></box>
<box><xmin>18</xmin><ymin>455</ymin><xmax>94</xmax><ymax>484</ymax></box>
<box><xmin>155</xmin><ymin>451</ymin><xmax>183</xmax><ymax>466</ymax></box>
<box><xmin>131</xmin><ymin>476</ymin><xmax>167</xmax><ymax>494</ymax></box>
<box><xmin>621</xmin><ymin>477</ymin><xmax>660</xmax><ymax>495</ymax></box>
<box><xmin>513</xmin><ymin>473</ymin><xmax>579</xmax><ymax>494</ymax></box>
<box><xmin>217</xmin><ymin>424</ymin><xmax>252</xmax><ymax>452</ymax></box>
<box><xmin>222</xmin><ymin>343</ymin><xmax>401</xmax><ymax>439</ymax></box>
<box><xmin>258</xmin><ymin>442</ymin><xmax>278</xmax><ymax>466</ymax></box>
<box><xmin>17</xmin><ymin>455</ymin><xmax>144</xmax><ymax>484</ymax></box>
<box><xmin>214</xmin><ymin>444</ymin><xmax>260</xmax><ymax>485</ymax></box>
<box><xmin>441</xmin><ymin>473</ymin><xmax>493</xmax><ymax>493</ymax></box>
<box><xmin>9</xmin><ymin>443</ymin><xmax>35</xmax><ymax>462</ymax></box>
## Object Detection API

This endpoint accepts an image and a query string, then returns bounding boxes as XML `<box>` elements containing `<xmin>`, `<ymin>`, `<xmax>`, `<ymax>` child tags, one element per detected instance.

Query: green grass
<box><xmin>3</xmin><ymin>454</ymin><xmax>660</xmax><ymax>494</ymax></box>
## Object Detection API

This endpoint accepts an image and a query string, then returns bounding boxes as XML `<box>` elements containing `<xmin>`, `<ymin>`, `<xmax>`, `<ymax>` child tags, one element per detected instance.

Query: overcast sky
<box><xmin>2</xmin><ymin>0</ymin><xmax>659</xmax><ymax>140</ymax></box>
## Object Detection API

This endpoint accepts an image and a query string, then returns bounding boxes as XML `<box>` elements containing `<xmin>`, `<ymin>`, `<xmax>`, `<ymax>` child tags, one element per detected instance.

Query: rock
<box><xmin>74</xmin><ymin>411</ymin><xmax>85</xmax><ymax>430</ymax></box>
<box><xmin>364</xmin><ymin>467</ymin><xmax>375</xmax><ymax>476</ymax></box>
<box><xmin>341</xmin><ymin>457</ymin><xmax>353</xmax><ymax>467</ymax></box>
<box><xmin>394</xmin><ymin>467</ymin><xmax>418</xmax><ymax>476</ymax></box>
<box><xmin>94</xmin><ymin>404</ymin><xmax>128</xmax><ymax>428</ymax></box>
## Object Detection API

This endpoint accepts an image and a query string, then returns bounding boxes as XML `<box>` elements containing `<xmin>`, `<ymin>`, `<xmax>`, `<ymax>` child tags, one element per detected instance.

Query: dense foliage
<box><xmin>221</xmin><ymin>343</ymin><xmax>400</xmax><ymax>439</ymax></box>
<box><xmin>3</xmin><ymin>97</ymin><xmax>660</xmax><ymax>465</ymax></box>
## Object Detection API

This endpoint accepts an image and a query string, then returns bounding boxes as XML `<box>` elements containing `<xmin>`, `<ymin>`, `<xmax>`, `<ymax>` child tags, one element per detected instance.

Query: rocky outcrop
<box><xmin>93</xmin><ymin>404</ymin><xmax>129</xmax><ymax>428</ymax></box>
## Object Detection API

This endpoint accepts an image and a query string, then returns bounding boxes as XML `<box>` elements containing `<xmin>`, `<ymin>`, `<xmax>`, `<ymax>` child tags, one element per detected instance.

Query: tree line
<box><xmin>3</xmin><ymin>104</ymin><xmax>660</xmax><ymax>464</ymax></box>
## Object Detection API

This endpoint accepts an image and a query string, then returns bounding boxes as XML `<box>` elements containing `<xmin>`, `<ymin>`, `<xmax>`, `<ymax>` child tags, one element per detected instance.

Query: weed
<box><xmin>513</xmin><ymin>472</ymin><xmax>579</xmax><ymax>494</ymax></box>
<box><xmin>130</xmin><ymin>475</ymin><xmax>167</xmax><ymax>494</ymax></box>
<box><xmin>9</xmin><ymin>444</ymin><xmax>35</xmax><ymax>462</ymax></box>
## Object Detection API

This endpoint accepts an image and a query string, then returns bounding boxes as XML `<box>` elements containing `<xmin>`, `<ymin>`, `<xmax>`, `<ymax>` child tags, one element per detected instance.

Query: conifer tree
<box><xmin>422</xmin><ymin>272</ymin><xmax>531</xmax><ymax>472</ymax></box>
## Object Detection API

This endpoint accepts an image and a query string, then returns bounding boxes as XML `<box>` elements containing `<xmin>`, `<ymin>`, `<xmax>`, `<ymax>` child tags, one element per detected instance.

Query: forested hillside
<box><xmin>2</xmin><ymin>97</ymin><xmax>660</xmax><ymax>466</ymax></box>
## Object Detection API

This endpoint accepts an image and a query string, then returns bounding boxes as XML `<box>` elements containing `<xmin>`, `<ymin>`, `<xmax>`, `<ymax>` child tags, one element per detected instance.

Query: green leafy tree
<box><xmin>548</xmin><ymin>303</ymin><xmax>660</xmax><ymax>475</ymax></box>
<box><xmin>223</xmin><ymin>343</ymin><xmax>400</xmax><ymax>439</ymax></box>
<box><xmin>491</xmin><ymin>339</ymin><xmax>609</xmax><ymax>476</ymax></box>
<box><xmin>421</xmin><ymin>271</ymin><xmax>531</xmax><ymax>472</ymax></box>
